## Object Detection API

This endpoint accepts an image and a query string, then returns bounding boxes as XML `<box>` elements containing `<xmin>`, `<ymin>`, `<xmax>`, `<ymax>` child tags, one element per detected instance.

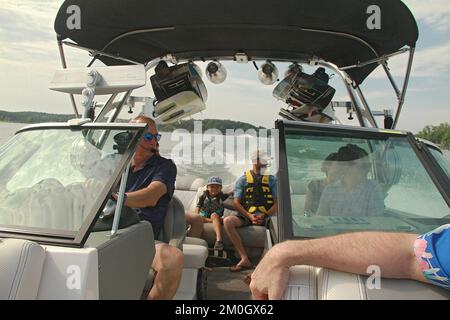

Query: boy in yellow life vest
<box><xmin>223</xmin><ymin>150</ymin><xmax>277</xmax><ymax>272</ymax></box>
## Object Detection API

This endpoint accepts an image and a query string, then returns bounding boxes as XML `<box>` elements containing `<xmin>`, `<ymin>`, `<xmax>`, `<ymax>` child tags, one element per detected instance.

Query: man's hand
<box><xmin>248</xmin><ymin>214</ymin><xmax>261</xmax><ymax>225</ymax></box>
<box><xmin>250</xmin><ymin>245</ymin><xmax>290</xmax><ymax>300</ymax></box>
<box><xmin>249</xmin><ymin>213</ymin><xmax>265</xmax><ymax>225</ymax></box>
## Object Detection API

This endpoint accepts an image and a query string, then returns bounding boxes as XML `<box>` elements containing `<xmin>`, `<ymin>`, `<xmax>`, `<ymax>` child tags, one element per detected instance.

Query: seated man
<box><xmin>304</xmin><ymin>152</ymin><xmax>339</xmax><ymax>216</ymax></box>
<box><xmin>223</xmin><ymin>150</ymin><xmax>277</xmax><ymax>272</ymax></box>
<box><xmin>317</xmin><ymin>144</ymin><xmax>385</xmax><ymax>217</ymax></box>
<box><xmin>112</xmin><ymin>115</ymin><xmax>183</xmax><ymax>300</ymax></box>
<box><xmin>250</xmin><ymin>224</ymin><xmax>450</xmax><ymax>299</ymax></box>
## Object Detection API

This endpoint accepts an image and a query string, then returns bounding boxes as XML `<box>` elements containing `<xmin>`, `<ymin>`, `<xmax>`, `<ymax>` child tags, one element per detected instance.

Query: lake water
<box><xmin>0</xmin><ymin>122</ymin><xmax>28</xmax><ymax>145</ymax></box>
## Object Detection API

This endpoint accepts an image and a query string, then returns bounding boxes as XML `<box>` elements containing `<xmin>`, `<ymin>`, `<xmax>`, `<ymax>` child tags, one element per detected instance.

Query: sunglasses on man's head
<box><xmin>143</xmin><ymin>133</ymin><xmax>161</xmax><ymax>141</ymax></box>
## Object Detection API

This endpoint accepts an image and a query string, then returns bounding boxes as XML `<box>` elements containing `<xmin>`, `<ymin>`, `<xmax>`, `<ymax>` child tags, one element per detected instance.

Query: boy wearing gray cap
<box><xmin>195</xmin><ymin>176</ymin><xmax>232</xmax><ymax>250</ymax></box>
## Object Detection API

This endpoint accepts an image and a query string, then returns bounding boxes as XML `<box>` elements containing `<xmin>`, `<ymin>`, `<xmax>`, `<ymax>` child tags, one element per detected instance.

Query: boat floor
<box><xmin>205</xmin><ymin>255</ymin><xmax>253</xmax><ymax>300</ymax></box>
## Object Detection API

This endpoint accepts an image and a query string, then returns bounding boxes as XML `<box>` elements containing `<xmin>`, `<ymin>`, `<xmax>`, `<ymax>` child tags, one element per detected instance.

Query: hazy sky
<box><xmin>0</xmin><ymin>0</ymin><xmax>449</xmax><ymax>133</ymax></box>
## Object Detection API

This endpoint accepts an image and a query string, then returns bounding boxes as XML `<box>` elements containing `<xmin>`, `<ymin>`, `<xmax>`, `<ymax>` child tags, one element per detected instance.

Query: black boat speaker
<box><xmin>273</xmin><ymin>67</ymin><xmax>336</xmax><ymax>111</ymax></box>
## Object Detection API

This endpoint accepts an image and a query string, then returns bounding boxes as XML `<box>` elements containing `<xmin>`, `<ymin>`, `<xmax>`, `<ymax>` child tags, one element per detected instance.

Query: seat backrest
<box><xmin>86</xmin><ymin>222</ymin><xmax>155</xmax><ymax>300</ymax></box>
<box><xmin>174</xmin><ymin>176</ymin><xmax>207</xmax><ymax>213</ymax></box>
<box><xmin>162</xmin><ymin>196</ymin><xmax>187</xmax><ymax>249</ymax></box>
<box><xmin>175</xmin><ymin>175</ymin><xmax>207</xmax><ymax>191</ymax></box>
<box><xmin>0</xmin><ymin>238</ymin><xmax>46</xmax><ymax>300</ymax></box>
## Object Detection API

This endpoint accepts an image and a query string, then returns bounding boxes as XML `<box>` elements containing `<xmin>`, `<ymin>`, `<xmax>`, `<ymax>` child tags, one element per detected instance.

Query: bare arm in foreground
<box><xmin>250</xmin><ymin>231</ymin><xmax>426</xmax><ymax>300</ymax></box>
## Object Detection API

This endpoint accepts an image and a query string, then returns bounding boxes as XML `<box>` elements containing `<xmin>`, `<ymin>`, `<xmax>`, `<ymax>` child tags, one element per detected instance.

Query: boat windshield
<box><xmin>283</xmin><ymin>129</ymin><xmax>450</xmax><ymax>238</ymax></box>
<box><xmin>0</xmin><ymin>126</ymin><xmax>142</xmax><ymax>241</ymax></box>
<box><xmin>428</xmin><ymin>147</ymin><xmax>450</xmax><ymax>178</ymax></box>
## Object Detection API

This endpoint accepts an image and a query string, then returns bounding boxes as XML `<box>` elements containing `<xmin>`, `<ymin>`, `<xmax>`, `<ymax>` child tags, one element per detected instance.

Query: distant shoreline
<box><xmin>0</xmin><ymin>110</ymin><xmax>264</xmax><ymax>134</ymax></box>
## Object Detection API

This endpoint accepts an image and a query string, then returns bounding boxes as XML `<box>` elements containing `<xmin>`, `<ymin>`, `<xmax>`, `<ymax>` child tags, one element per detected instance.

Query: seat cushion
<box><xmin>0</xmin><ymin>239</ymin><xmax>46</xmax><ymax>300</ymax></box>
<box><xmin>184</xmin><ymin>236</ymin><xmax>208</xmax><ymax>248</ymax></box>
<box><xmin>316</xmin><ymin>268</ymin><xmax>450</xmax><ymax>300</ymax></box>
<box><xmin>182</xmin><ymin>244</ymin><xmax>208</xmax><ymax>269</ymax></box>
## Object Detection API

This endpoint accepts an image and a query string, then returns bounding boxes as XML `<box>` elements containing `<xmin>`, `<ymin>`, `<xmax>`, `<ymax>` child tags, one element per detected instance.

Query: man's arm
<box><xmin>232</xmin><ymin>176</ymin><xmax>257</xmax><ymax>222</ymax></box>
<box><xmin>121</xmin><ymin>158</ymin><xmax>176</xmax><ymax>208</ymax></box>
<box><xmin>122</xmin><ymin>181</ymin><xmax>167</xmax><ymax>208</ymax></box>
<box><xmin>250</xmin><ymin>231</ymin><xmax>425</xmax><ymax>300</ymax></box>
<box><xmin>315</xmin><ymin>186</ymin><xmax>331</xmax><ymax>216</ymax></box>
<box><xmin>264</xmin><ymin>176</ymin><xmax>277</xmax><ymax>216</ymax></box>
<box><xmin>304</xmin><ymin>181</ymin><xmax>317</xmax><ymax>214</ymax></box>
<box><xmin>233</xmin><ymin>198</ymin><xmax>257</xmax><ymax>221</ymax></box>
<box><xmin>266</xmin><ymin>201</ymin><xmax>277</xmax><ymax>216</ymax></box>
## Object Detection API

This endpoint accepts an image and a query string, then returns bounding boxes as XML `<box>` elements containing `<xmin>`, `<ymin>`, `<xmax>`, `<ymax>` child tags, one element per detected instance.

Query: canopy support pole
<box><xmin>95</xmin><ymin>91</ymin><xmax>133</xmax><ymax>149</ymax></box>
<box><xmin>57</xmin><ymin>39</ymin><xmax>80</xmax><ymax>118</ymax></box>
<box><xmin>393</xmin><ymin>47</ymin><xmax>415</xmax><ymax>129</ymax></box>
<box><xmin>320</xmin><ymin>61</ymin><xmax>367</xmax><ymax>127</ymax></box>
<box><xmin>355</xmin><ymin>86</ymin><xmax>378</xmax><ymax>128</ymax></box>
<box><xmin>340</xmin><ymin>48</ymin><xmax>409</xmax><ymax>71</ymax></box>
<box><xmin>382</xmin><ymin>63</ymin><xmax>401</xmax><ymax>99</ymax></box>
<box><xmin>111</xmin><ymin>164</ymin><xmax>130</xmax><ymax>237</ymax></box>
<box><xmin>61</xmin><ymin>41</ymin><xmax>142</xmax><ymax>65</ymax></box>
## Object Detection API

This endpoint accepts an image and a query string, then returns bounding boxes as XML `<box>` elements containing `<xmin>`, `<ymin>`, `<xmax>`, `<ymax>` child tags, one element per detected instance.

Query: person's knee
<box><xmin>211</xmin><ymin>213</ymin><xmax>220</xmax><ymax>220</ymax></box>
<box><xmin>155</xmin><ymin>244</ymin><xmax>184</xmax><ymax>272</ymax></box>
<box><xmin>186</xmin><ymin>212</ymin><xmax>204</xmax><ymax>237</ymax></box>
<box><xmin>223</xmin><ymin>216</ymin><xmax>237</xmax><ymax>230</ymax></box>
<box><xmin>164</xmin><ymin>246</ymin><xmax>183</xmax><ymax>269</ymax></box>
<box><xmin>187</xmin><ymin>212</ymin><xmax>202</xmax><ymax>224</ymax></box>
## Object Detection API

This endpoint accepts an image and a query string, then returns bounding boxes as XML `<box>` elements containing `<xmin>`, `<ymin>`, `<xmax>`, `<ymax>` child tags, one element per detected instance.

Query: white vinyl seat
<box><xmin>162</xmin><ymin>194</ymin><xmax>208</xmax><ymax>300</ymax></box>
<box><xmin>0</xmin><ymin>239</ymin><xmax>46</xmax><ymax>300</ymax></box>
<box><xmin>283</xmin><ymin>266</ymin><xmax>450</xmax><ymax>300</ymax></box>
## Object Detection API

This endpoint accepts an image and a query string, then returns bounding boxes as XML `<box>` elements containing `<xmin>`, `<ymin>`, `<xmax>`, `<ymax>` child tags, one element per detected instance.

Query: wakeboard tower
<box><xmin>53</xmin><ymin>0</ymin><xmax>419</xmax><ymax>129</ymax></box>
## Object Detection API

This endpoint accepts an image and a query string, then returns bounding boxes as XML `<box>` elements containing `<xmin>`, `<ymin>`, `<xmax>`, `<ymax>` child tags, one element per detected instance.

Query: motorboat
<box><xmin>0</xmin><ymin>0</ymin><xmax>449</xmax><ymax>300</ymax></box>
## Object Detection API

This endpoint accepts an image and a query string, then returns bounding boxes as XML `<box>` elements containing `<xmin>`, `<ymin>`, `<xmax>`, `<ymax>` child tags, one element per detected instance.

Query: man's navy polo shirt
<box><xmin>126</xmin><ymin>155</ymin><xmax>177</xmax><ymax>238</ymax></box>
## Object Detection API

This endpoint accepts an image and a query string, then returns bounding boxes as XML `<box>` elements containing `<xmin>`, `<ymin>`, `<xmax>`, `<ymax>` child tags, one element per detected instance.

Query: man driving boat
<box><xmin>113</xmin><ymin>115</ymin><xmax>183</xmax><ymax>300</ymax></box>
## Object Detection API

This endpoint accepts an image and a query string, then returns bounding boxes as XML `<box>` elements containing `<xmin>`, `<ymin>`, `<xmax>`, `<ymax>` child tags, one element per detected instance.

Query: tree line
<box><xmin>416</xmin><ymin>123</ymin><xmax>450</xmax><ymax>149</ymax></box>
<box><xmin>3</xmin><ymin>110</ymin><xmax>446</xmax><ymax>146</ymax></box>
<box><xmin>0</xmin><ymin>110</ymin><xmax>264</xmax><ymax>134</ymax></box>
<box><xmin>0</xmin><ymin>110</ymin><xmax>73</xmax><ymax>123</ymax></box>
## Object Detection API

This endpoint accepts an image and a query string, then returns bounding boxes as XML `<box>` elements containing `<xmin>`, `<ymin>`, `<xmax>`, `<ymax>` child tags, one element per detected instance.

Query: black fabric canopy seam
<box><xmin>100</xmin><ymin>24</ymin><xmax>381</xmax><ymax>61</ymax></box>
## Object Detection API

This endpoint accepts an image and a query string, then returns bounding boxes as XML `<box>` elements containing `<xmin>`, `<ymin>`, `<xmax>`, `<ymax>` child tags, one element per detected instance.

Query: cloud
<box><xmin>0</xmin><ymin>1</ymin><xmax>63</xmax><ymax>65</ymax></box>
<box><xmin>412</xmin><ymin>41</ymin><xmax>450</xmax><ymax>77</ymax></box>
<box><xmin>0</xmin><ymin>0</ymin><xmax>60</xmax><ymax>42</ymax></box>
<box><xmin>0</xmin><ymin>0</ymin><xmax>93</xmax><ymax>76</ymax></box>
<box><xmin>368</xmin><ymin>41</ymin><xmax>450</xmax><ymax>80</ymax></box>
<box><xmin>403</xmin><ymin>0</ymin><xmax>450</xmax><ymax>32</ymax></box>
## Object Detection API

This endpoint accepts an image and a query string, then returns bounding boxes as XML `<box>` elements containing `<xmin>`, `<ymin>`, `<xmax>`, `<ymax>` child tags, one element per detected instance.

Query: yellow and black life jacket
<box><xmin>242</xmin><ymin>170</ymin><xmax>274</xmax><ymax>214</ymax></box>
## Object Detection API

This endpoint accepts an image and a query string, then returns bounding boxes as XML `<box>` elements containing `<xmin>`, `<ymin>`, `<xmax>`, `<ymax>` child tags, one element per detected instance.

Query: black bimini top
<box><xmin>54</xmin><ymin>0</ymin><xmax>418</xmax><ymax>85</ymax></box>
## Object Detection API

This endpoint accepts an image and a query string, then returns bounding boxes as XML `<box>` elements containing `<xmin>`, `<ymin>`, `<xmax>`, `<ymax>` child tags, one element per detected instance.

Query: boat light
<box><xmin>258</xmin><ymin>61</ymin><xmax>278</xmax><ymax>85</ymax></box>
<box><xmin>284</xmin><ymin>63</ymin><xmax>303</xmax><ymax>78</ymax></box>
<box><xmin>205</xmin><ymin>61</ymin><xmax>227</xmax><ymax>84</ymax></box>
